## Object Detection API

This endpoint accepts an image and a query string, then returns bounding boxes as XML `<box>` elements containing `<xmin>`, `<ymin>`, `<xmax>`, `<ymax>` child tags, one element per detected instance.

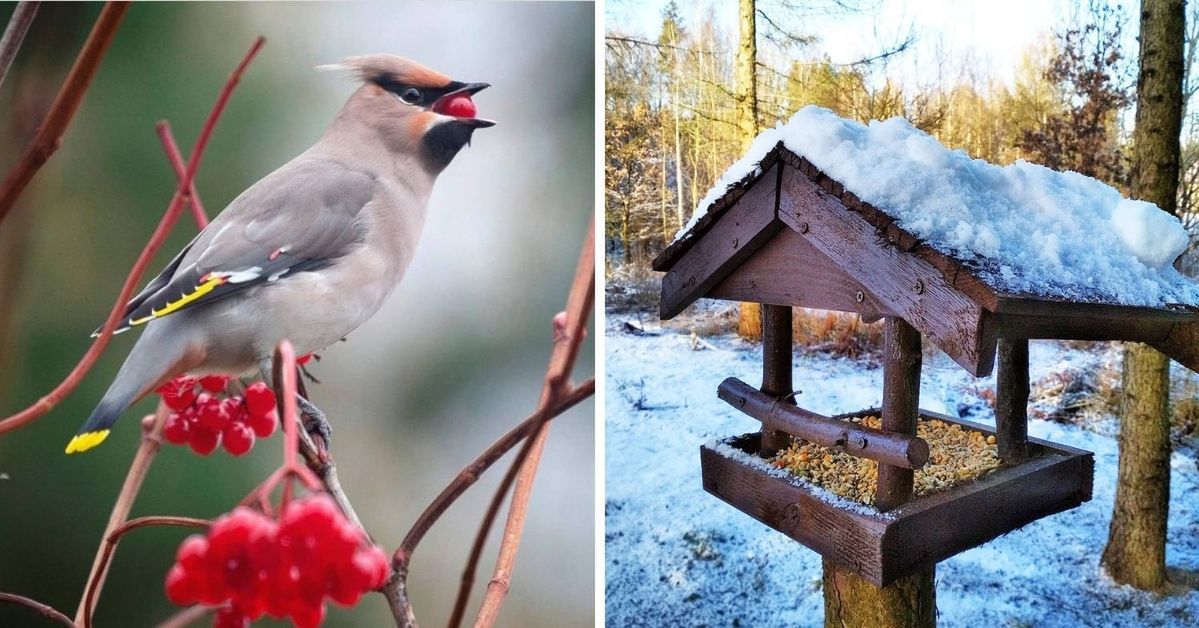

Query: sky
<box><xmin>606</xmin><ymin>0</ymin><xmax>1113</xmax><ymax>89</ymax></box>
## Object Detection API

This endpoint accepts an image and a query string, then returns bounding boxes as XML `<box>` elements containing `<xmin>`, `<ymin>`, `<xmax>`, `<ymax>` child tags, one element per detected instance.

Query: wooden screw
<box><xmin>913</xmin><ymin>280</ymin><xmax>924</xmax><ymax>294</ymax></box>
<box><xmin>855</xmin><ymin>291</ymin><xmax>865</xmax><ymax>303</ymax></box>
<box><xmin>799</xmin><ymin>222</ymin><xmax>809</xmax><ymax>233</ymax></box>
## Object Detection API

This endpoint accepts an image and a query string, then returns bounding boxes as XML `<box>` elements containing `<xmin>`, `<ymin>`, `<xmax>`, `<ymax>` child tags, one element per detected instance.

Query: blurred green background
<box><xmin>0</xmin><ymin>2</ymin><xmax>594</xmax><ymax>626</ymax></box>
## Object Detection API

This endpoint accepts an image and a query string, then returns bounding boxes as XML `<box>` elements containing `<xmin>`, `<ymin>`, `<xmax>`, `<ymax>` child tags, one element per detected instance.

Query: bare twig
<box><xmin>380</xmin><ymin>379</ymin><xmax>594</xmax><ymax>626</ymax></box>
<box><xmin>0</xmin><ymin>1</ymin><xmax>129</xmax><ymax>225</ymax></box>
<box><xmin>0</xmin><ymin>1</ymin><xmax>39</xmax><ymax>91</ymax></box>
<box><xmin>0</xmin><ymin>591</ymin><xmax>74</xmax><ymax>627</ymax></box>
<box><xmin>157</xmin><ymin>121</ymin><xmax>209</xmax><ymax>228</ymax></box>
<box><xmin>448</xmin><ymin>450</ymin><xmax>520</xmax><ymax>628</ymax></box>
<box><xmin>74</xmin><ymin>404</ymin><xmax>169</xmax><ymax>625</ymax></box>
<box><xmin>447</xmin><ymin>378</ymin><xmax>595</xmax><ymax>628</ymax></box>
<box><xmin>82</xmin><ymin>515</ymin><xmax>211</xmax><ymax>628</ymax></box>
<box><xmin>155</xmin><ymin>604</ymin><xmax>210</xmax><ymax>628</ymax></box>
<box><xmin>0</xmin><ymin>35</ymin><xmax>263</xmax><ymax>436</ymax></box>
<box><xmin>474</xmin><ymin>222</ymin><xmax>595</xmax><ymax>627</ymax></box>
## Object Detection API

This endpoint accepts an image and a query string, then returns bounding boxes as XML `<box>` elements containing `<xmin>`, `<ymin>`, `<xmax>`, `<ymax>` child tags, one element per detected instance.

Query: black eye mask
<box><xmin>374</xmin><ymin>76</ymin><xmax>466</xmax><ymax>109</ymax></box>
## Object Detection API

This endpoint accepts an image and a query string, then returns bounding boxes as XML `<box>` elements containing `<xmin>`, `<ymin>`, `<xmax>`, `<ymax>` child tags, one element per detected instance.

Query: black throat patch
<box><xmin>423</xmin><ymin>121</ymin><xmax>476</xmax><ymax>171</ymax></box>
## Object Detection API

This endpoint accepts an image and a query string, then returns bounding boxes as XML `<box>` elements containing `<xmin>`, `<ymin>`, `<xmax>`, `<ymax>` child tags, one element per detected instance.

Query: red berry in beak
<box><xmin>437</xmin><ymin>93</ymin><xmax>477</xmax><ymax>118</ymax></box>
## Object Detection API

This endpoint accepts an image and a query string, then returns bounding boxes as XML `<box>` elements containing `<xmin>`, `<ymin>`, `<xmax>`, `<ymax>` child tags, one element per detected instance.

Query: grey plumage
<box><xmin>68</xmin><ymin>54</ymin><xmax>493</xmax><ymax>453</ymax></box>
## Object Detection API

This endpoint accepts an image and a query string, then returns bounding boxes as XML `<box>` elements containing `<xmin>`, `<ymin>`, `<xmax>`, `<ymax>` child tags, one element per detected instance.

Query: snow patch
<box><xmin>678</xmin><ymin>106</ymin><xmax>1199</xmax><ymax>307</ymax></box>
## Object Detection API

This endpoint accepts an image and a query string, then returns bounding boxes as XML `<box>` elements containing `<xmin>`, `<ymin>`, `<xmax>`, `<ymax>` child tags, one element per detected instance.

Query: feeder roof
<box><xmin>653</xmin><ymin>107</ymin><xmax>1199</xmax><ymax>377</ymax></box>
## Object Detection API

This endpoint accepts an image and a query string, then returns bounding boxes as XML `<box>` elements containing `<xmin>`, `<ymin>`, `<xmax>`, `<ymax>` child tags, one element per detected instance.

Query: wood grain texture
<box><xmin>653</xmin><ymin>146</ymin><xmax>782</xmax><ymax>271</ymax></box>
<box><xmin>996</xmin><ymin>338</ymin><xmax>1030</xmax><ymax>461</ymax></box>
<box><xmin>718</xmin><ymin>377</ymin><xmax>929</xmax><ymax>468</ymax></box>
<box><xmin>876</xmin><ymin>319</ymin><xmax>922</xmax><ymax>511</ymax></box>
<box><xmin>659</xmin><ymin>163</ymin><xmax>782</xmax><ymax>318</ymax></box>
<box><xmin>760</xmin><ymin>304</ymin><xmax>795</xmax><ymax>456</ymax></box>
<box><xmin>701</xmin><ymin>411</ymin><xmax>1094</xmax><ymax>586</ymax></box>
<box><xmin>776</xmin><ymin>165</ymin><xmax>996</xmax><ymax>376</ymax></box>
<box><xmin>708</xmin><ymin>227</ymin><xmax>893</xmax><ymax>316</ymax></box>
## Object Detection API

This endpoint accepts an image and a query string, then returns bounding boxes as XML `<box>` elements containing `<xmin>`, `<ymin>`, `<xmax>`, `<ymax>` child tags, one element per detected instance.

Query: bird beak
<box><xmin>432</xmin><ymin>82</ymin><xmax>496</xmax><ymax>128</ymax></box>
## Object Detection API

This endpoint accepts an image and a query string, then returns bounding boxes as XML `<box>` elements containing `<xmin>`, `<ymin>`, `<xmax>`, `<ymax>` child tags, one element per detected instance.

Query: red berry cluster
<box><xmin>157</xmin><ymin>376</ymin><xmax>278</xmax><ymax>456</ymax></box>
<box><xmin>166</xmin><ymin>496</ymin><xmax>390</xmax><ymax>627</ymax></box>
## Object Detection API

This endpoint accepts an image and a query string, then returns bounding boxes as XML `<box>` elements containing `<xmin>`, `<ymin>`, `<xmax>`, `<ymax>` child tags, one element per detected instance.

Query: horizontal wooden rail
<box><xmin>717</xmin><ymin>378</ymin><xmax>930</xmax><ymax>469</ymax></box>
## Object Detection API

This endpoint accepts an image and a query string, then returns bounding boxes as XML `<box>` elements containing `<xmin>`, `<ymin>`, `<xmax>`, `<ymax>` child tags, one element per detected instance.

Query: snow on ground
<box><xmin>676</xmin><ymin>107</ymin><xmax>1199</xmax><ymax>308</ymax></box>
<box><xmin>605</xmin><ymin>317</ymin><xmax>1199</xmax><ymax>627</ymax></box>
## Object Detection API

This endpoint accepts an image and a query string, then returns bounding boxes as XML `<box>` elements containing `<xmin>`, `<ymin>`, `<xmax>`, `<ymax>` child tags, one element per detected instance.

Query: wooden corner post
<box><xmin>995</xmin><ymin>338</ymin><xmax>1030</xmax><ymax>462</ymax></box>
<box><xmin>824</xmin><ymin>317</ymin><xmax>935</xmax><ymax>628</ymax></box>
<box><xmin>876</xmin><ymin>317</ymin><xmax>922</xmax><ymax>512</ymax></box>
<box><xmin>760</xmin><ymin>303</ymin><xmax>793</xmax><ymax>457</ymax></box>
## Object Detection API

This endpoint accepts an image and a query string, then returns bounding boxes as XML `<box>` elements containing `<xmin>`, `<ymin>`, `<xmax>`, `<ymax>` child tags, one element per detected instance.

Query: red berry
<box><xmin>188</xmin><ymin>426</ymin><xmax>220</xmax><ymax>455</ymax></box>
<box><xmin>199</xmin><ymin>374</ymin><xmax>231</xmax><ymax>393</ymax></box>
<box><xmin>289</xmin><ymin>599</ymin><xmax>327</xmax><ymax>628</ymax></box>
<box><xmin>197</xmin><ymin>397</ymin><xmax>230</xmax><ymax>431</ymax></box>
<box><xmin>243</xmin><ymin>382</ymin><xmax>276</xmax><ymax>417</ymax></box>
<box><xmin>159</xmin><ymin>377</ymin><xmax>198</xmax><ymax>411</ymax></box>
<box><xmin>176</xmin><ymin>535</ymin><xmax>209</xmax><ymax>571</ymax></box>
<box><xmin>438</xmin><ymin>94</ymin><xmax>477</xmax><ymax>118</ymax></box>
<box><xmin>214</xmin><ymin>605</ymin><xmax>249</xmax><ymax>628</ymax></box>
<box><xmin>222</xmin><ymin>422</ymin><xmax>255</xmax><ymax>456</ymax></box>
<box><xmin>165</xmin><ymin>564</ymin><xmax>199</xmax><ymax>605</ymax></box>
<box><xmin>163</xmin><ymin>412</ymin><xmax>191</xmax><ymax>444</ymax></box>
<box><xmin>248</xmin><ymin>408</ymin><xmax>277</xmax><ymax>438</ymax></box>
<box><xmin>223</xmin><ymin>397</ymin><xmax>248</xmax><ymax>423</ymax></box>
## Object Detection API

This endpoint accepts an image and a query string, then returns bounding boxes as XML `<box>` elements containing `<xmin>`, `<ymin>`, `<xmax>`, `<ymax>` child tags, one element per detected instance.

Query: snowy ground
<box><xmin>604</xmin><ymin>313</ymin><xmax>1199</xmax><ymax>627</ymax></box>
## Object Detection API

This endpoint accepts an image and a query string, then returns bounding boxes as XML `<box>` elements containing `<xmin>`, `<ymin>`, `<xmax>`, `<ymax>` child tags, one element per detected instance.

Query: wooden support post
<box><xmin>760</xmin><ymin>303</ymin><xmax>793</xmax><ymax>457</ymax></box>
<box><xmin>823</xmin><ymin>558</ymin><xmax>935</xmax><ymax>628</ymax></box>
<box><xmin>822</xmin><ymin>318</ymin><xmax>934</xmax><ymax>628</ymax></box>
<box><xmin>876</xmin><ymin>317</ymin><xmax>921</xmax><ymax>512</ymax></box>
<box><xmin>995</xmin><ymin>338</ymin><xmax>1030</xmax><ymax>462</ymax></box>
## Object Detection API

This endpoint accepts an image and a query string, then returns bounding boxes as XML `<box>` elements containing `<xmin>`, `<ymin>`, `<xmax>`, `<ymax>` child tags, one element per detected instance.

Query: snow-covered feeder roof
<box><xmin>653</xmin><ymin>106</ymin><xmax>1199</xmax><ymax>378</ymax></box>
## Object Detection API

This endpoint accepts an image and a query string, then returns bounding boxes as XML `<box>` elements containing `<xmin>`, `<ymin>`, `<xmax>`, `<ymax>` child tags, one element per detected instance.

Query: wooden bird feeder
<box><xmin>652</xmin><ymin>143</ymin><xmax>1199</xmax><ymax>587</ymax></box>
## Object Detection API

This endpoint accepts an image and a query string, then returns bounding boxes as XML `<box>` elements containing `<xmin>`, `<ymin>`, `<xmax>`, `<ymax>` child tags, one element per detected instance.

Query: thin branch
<box><xmin>0</xmin><ymin>1</ymin><xmax>129</xmax><ymax>225</ymax></box>
<box><xmin>393</xmin><ymin>381</ymin><xmax>596</xmax><ymax>566</ymax></box>
<box><xmin>0</xmin><ymin>1</ymin><xmax>39</xmax><ymax>91</ymax></box>
<box><xmin>447</xmin><ymin>444</ymin><xmax>522</xmax><ymax>628</ymax></box>
<box><xmin>382</xmin><ymin>378</ymin><xmax>594</xmax><ymax>627</ymax></box>
<box><xmin>0</xmin><ymin>35</ymin><xmax>263</xmax><ymax>436</ymax></box>
<box><xmin>0</xmin><ymin>592</ymin><xmax>74</xmax><ymax>627</ymax></box>
<box><xmin>82</xmin><ymin>515</ymin><xmax>210</xmax><ymax>628</ymax></box>
<box><xmin>156</xmin><ymin>604</ymin><xmax>210</xmax><ymax>628</ymax></box>
<box><xmin>474</xmin><ymin>222</ymin><xmax>595</xmax><ymax>627</ymax></box>
<box><xmin>74</xmin><ymin>404</ymin><xmax>169</xmax><ymax>625</ymax></box>
<box><xmin>157</xmin><ymin>121</ymin><xmax>209</xmax><ymax>229</ymax></box>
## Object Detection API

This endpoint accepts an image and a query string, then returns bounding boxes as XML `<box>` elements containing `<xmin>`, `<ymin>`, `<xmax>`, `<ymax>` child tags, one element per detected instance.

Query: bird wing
<box><xmin>99</xmin><ymin>160</ymin><xmax>378</xmax><ymax>336</ymax></box>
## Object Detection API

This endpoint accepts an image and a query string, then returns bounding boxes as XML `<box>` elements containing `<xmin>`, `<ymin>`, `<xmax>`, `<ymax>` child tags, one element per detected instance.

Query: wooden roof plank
<box><xmin>659</xmin><ymin>163</ymin><xmax>784</xmax><ymax>319</ymax></box>
<box><xmin>776</xmin><ymin>164</ymin><xmax>997</xmax><ymax>376</ymax></box>
<box><xmin>1152</xmin><ymin>321</ymin><xmax>1199</xmax><ymax>373</ymax></box>
<box><xmin>708</xmin><ymin>226</ymin><xmax>895</xmax><ymax>317</ymax></box>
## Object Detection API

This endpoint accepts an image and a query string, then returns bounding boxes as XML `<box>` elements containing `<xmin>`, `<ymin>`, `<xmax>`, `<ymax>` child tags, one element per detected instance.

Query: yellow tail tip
<box><xmin>65</xmin><ymin>429</ymin><xmax>110</xmax><ymax>454</ymax></box>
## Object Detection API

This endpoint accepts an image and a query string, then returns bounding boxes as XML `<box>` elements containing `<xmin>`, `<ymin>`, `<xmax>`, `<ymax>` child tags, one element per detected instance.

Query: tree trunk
<box><xmin>734</xmin><ymin>0</ymin><xmax>758</xmax><ymax>149</ymax></box>
<box><xmin>1102</xmin><ymin>0</ymin><xmax>1184</xmax><ymax>591</ymax></box>
<box><xmin>823</xmin><ymin>558</ymin><xmax>935</xmax><ymax>628</ymax></box>
<box><xmin>734</xmin><ymin>0</ymin><xmax>761</xmax><ymax>339</ymax></box>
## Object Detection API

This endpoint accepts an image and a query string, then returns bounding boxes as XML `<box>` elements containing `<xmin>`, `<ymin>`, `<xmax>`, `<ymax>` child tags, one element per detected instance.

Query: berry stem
<box><xmin>82</xmin><ymin>515</ymin><xmax>210</xmax><ymax>628</ymax></box>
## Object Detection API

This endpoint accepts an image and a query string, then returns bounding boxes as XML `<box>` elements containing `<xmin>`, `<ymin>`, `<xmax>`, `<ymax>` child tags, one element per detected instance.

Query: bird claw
<box><xmin>297</xmin><ymin>395</ymin><xmax>333</xmax><ymax>453</ymax></box>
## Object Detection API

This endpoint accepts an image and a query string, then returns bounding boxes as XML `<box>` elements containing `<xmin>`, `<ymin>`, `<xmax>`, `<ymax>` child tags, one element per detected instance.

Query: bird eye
<box><xmin>400</xmin><ymin>87</ymin><xmax>422</xmax><ymax>104</ymax></box>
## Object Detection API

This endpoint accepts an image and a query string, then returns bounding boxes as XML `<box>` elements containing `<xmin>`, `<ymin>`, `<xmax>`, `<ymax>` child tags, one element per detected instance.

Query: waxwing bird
<box><xmin>66</xmin><ymin>54</ymin><xmax>494</xmax><ymax>454</ymax></box>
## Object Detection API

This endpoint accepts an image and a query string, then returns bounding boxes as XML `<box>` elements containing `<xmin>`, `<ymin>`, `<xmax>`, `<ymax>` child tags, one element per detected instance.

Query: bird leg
<box><xmin>258</xmin><ymin>357</ymin><xmax>333</xmax><ymax>457</ymax></box>
<box><xmin>296</xmin><ymin>395</ymin><xmax>333</xmax><ymax>450</ymax></box>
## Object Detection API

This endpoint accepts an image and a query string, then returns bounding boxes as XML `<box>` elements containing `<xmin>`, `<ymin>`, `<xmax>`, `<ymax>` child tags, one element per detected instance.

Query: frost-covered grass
<box><xmin>678</xmin><ymin>107</ymin><xmax>1199</xmax><ymax>307</ymax></box>
<box><xmin>605</xmin><ymin>317</ymin><xmax>1199</xmax><ymax>627</ymax></box>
